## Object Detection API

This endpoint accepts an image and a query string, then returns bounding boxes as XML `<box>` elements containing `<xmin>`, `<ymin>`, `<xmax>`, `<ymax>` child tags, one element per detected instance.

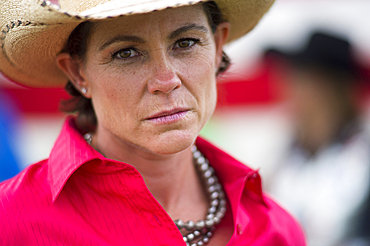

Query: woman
<box><xmin>0</xmin><ymin>0</ymin><xmax>305</xmax><ymax>245</ymax></box>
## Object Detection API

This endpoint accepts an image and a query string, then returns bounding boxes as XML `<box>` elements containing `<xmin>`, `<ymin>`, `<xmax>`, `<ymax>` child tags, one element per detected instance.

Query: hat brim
<box><xmin>0</xmin><ymin>0</ymin><xmax>274</xmax><ymax>87</ymax></box>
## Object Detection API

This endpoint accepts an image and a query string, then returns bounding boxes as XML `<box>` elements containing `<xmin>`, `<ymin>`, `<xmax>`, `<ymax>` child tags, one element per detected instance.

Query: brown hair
<box><xmin>60</xmin><ymin>1</ymin><xmax>230</xmax><ymax>133</ymax></box>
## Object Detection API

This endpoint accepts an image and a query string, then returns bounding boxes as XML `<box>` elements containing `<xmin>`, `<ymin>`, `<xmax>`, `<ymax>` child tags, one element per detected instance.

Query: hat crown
<box><xmin>302</xmin><ymin>32</ymin><xmax>352</xmax><ymax>72</ymax></box>
<box><xmin>265</xmin><ymin>32</ymin><xmax>354</xmax><ymax>72</ymax></box>
<box><xmin>306</xmin><ymin>33</ymin><xmax>351</xmax><ymax>65</ymax></box>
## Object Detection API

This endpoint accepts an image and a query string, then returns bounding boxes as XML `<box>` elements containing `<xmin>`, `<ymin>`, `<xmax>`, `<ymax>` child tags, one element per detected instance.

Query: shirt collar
<box><xmin>48</xmin><ymin>117</ymin><xmax>267</xmax><ymax>209</ymax></box>
<box><xmin>195</xmin><ymin>137</ymin><xmax>268</xmax><ymax>236</ymax></box>
<box><xmin>48</xmin><ymin>117</ymin><xmax>103</xmax><ymax>202</ymax></box>
<box><xmin>195</xmin><ymin>137</ymin><xmax>267</xmax><ymax>208</ymax></box>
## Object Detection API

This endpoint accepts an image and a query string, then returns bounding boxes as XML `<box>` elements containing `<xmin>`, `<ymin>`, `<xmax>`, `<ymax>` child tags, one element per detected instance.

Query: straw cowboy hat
<box><xmin>0</xmin><ymin>0</ymin><xmax>274</xmax><ymax>87</ymax></box>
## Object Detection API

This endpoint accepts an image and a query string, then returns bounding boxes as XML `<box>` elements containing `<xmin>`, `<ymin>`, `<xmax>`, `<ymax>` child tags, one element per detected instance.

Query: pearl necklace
<box><xmin>176</xmin><ymin>145</ymin><xmax>227</xmax><ymax>246</ymax></box>
<box><xmin>84</xmin><ymin>134</ymin><xmax>227</xmax><ymax>246</ymax></box>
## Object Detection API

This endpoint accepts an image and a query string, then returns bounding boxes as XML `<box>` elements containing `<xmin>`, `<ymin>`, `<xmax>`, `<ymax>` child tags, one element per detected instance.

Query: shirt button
<box><xmin>237</xmin><ymin>223</ymin><xmax>243</xmax><ymax>235</ymax></box>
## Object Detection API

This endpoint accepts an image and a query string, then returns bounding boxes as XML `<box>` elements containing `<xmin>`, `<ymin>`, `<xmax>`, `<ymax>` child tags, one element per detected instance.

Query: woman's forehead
<box><xmin>91</xmin><ymin>4</ymin><xmax>208</xmax><ymax>38</ymax></box>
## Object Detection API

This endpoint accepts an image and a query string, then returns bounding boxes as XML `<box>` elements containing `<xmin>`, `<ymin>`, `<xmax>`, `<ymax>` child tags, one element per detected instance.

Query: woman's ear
<box><xmin>56</xmin><ymin>53</ymin><xmax>91</xmax><ymax>98</ymax></box>
<box><xmin>213</xmin><ymin>22</ymin><xmax>230</xmax><ymax>70</ymax></box>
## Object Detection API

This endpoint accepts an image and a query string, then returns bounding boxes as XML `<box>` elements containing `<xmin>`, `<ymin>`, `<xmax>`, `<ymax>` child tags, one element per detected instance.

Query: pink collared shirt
<box><xmin>0</xmin><ymin>118</ymin><xmax>305</xmax><ymax>245</ymax></box>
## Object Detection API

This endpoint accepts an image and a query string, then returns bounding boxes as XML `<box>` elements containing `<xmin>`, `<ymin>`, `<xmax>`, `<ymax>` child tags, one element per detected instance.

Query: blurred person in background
<box><xmin>265</xmin><ymin>31</ymin><xmax>370</xmax><ymax>246</ymax></box>
<box><xmin>0</xmin><ymin>84</ymin><xmax>21</xmax><ymax>181</ymax></box>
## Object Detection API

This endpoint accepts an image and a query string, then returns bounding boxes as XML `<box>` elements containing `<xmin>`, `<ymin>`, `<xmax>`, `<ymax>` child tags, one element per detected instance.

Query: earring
<box><xmin>81</xmin><ymin>87</ymin><xmax>87</xmax><ymax>94</ymax></box>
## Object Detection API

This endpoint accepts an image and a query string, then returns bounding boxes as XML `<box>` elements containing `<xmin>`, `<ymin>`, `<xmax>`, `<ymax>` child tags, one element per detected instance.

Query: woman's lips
<box><xmin>145</xmin><ymin>108</ymin><xmax>189</xmax><ymax>124</ymax></box>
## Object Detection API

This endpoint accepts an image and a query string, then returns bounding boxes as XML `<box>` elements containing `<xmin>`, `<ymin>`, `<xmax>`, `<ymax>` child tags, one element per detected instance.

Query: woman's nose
<box><xmin>147</xmin><ymin>56</ymin><xmax>181</xmax><ymax>95</ymax></box>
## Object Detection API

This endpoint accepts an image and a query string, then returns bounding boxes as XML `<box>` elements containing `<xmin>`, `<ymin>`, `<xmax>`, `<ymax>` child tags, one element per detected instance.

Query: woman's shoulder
<box><xmin>263</xmin><ymin>194</ymin><xmax>307</xmax><ymax>245</ymax></box>
<box><xmin>0</xmin><ymin>159</ymin><xmax>49</xmax><ymax>211</ymax></box>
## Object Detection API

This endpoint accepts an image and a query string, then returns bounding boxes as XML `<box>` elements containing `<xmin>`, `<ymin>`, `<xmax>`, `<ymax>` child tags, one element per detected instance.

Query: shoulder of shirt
<box><xmin>0</xmin><ymin>159</ymin><xmax>49</xmax><ymax>214</ymax></box>
<box><xmin>260</xmin><ymin>193</ymin><xmax>306</xmax><ymax>244</ymax></box>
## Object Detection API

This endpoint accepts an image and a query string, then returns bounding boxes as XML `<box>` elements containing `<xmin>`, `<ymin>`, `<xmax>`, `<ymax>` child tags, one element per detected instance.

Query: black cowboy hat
<box><xmin>265</xmin><ymin>31</ymin><xmax>356</xmax><ymax>75</ymax></box>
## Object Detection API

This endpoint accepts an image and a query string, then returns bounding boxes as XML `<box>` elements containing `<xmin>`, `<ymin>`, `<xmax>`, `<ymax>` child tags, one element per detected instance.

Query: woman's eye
<box><xmin>114</xmin><ymin>48</ymin><xmax>139</xmax><ymax>59</ymax></box>
<box><xmin>175</xmin><ymin>39</ymin><xmax>198</xmax><ymax>48</ymax></box>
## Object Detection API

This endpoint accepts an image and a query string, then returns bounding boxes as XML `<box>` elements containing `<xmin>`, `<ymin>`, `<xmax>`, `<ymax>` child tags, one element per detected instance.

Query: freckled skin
<box><xmin>79</xmin><ymin>5</ymin><xmax>221</xmax><ymax>157</ymax></box>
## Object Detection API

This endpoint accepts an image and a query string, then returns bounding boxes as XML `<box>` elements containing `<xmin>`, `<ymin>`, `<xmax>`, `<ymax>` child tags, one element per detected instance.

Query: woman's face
<box><xmin>72</xmin><ymin>5</ymin><xmax>228</xmax><ymax>155</ymax></box>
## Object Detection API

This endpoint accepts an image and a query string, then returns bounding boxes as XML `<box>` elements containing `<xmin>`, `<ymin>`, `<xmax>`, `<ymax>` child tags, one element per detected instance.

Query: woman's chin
<box><xmin>141</xmin><ymin>130</ymin><xmax>197</xmax><ymax>155</ymax></box>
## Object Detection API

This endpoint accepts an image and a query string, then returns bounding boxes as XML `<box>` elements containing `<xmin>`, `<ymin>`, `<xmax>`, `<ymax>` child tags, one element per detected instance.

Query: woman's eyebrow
<box><xmin>167</xmin><ymin>24</ymin><xmax>209</xmax><ymax>40</ymax></box>
<box><xmin>99</xmin><ymin>24</ymin><xmax>208</xmax><ymax>51</ymax></box>
<box><xmin>99</xmin><ymin>35</ymin><xmax>145</xmax><ymax>51</ymax></box>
